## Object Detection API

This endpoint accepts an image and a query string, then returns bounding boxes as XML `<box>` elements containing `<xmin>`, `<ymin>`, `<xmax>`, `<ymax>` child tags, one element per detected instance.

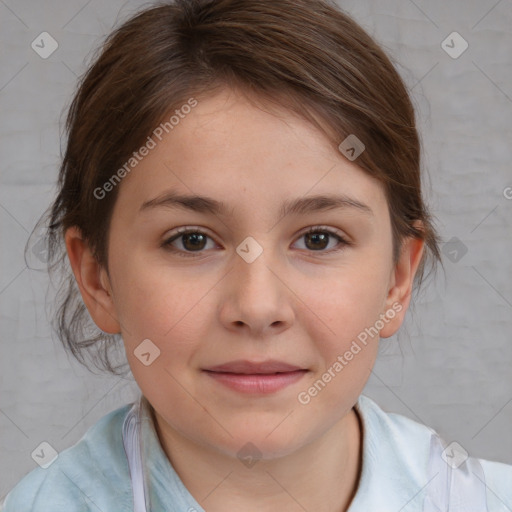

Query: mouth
<box><xmin>202</xmin><ymin>360</ymin><xmax>308</xmax><ymax>394</ymax></box>
<box><xmin>204</xmin><ymin>359</ymin><xmax>306</xmax><ymax>374</ymax></box>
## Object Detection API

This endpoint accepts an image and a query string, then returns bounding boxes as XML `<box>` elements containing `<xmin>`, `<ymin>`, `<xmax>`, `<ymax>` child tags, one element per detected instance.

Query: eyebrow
<box><xmin>139</xmin><ymin>191</ymin><xmax>374</xmax><ymax>218</ymax></box>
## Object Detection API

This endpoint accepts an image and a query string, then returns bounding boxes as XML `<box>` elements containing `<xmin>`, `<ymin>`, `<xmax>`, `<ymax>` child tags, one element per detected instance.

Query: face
<box><xmin>68</xmin><ymin>87</ymin><xmax>422</xmax><ymax>461</ymax></box>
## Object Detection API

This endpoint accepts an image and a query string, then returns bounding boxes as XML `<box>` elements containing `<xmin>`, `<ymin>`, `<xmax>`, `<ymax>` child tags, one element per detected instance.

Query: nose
<box><xmin>218</xmin><ymin>241</ymin><xmax>295</xmax><ymax>337</ymax></box>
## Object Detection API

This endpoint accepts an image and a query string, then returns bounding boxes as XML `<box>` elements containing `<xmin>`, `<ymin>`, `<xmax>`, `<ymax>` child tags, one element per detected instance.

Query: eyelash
<box><xmin>161</xmin><ymin>226</ymin><xmax>351</xmax><ymax>258</ymax></box>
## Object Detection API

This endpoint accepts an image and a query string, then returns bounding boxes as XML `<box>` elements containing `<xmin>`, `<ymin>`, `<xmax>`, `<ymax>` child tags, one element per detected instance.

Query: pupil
<box><xmin>306</xmin><ymin>232</ymin><xmax>328</xmax><ymax>250</ymax></box>
<box><xmin>184</xmin><ymin>233</ymin><xmax>205</xmax><ymax>250</ymax></box>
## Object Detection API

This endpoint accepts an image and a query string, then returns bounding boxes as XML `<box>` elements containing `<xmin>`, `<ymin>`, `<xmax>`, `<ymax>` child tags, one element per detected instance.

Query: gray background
<box><xmin>1</xmin><ymin>0</ymin><xmax>511</xmax><ymax>499</ymax></box>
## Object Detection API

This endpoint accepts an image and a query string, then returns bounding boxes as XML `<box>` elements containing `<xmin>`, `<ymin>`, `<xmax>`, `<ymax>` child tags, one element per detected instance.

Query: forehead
<box><xmin>113</xmin><ymin>88</ymin><xmax>388</xmax><ymax>222</ymax></box>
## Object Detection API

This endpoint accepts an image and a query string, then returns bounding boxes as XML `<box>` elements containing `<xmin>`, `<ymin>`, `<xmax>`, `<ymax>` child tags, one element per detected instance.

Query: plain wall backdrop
<box><xmin>1</xmin><ymin>0</ymin><xmax>511</xmax><ymax>499</ymax></box>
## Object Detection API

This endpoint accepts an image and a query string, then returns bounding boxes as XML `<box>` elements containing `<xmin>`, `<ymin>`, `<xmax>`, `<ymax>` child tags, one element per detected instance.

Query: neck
<box><xmin>151</xmin><ymin>405</ymin><xmax>363</xmax><ymax>512</ymax></box>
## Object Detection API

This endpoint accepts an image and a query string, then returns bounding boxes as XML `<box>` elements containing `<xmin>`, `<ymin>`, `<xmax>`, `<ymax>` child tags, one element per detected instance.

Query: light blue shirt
<box><xmin>2</xmin><ymin>394</ymin><xmax>511</xmax><ymax>511</ymax></box>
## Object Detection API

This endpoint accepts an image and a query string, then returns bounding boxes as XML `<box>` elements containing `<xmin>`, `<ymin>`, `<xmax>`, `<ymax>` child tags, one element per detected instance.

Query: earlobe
<box><xmin>64</xmin><ymin>226</ymin><xmax>121</xmax><ymax>334</ymax></box>
<box><xmin>379</xmin><ymin>225</ymin><xmax>425</xmax><ymax>339</ymax></box>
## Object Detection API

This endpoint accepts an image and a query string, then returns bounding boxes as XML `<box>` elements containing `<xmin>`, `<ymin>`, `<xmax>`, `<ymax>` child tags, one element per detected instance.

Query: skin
<box><xmin>65</xmin><ymin>87</ymin><xmax>424</xmax><ymax>511</ymax></box>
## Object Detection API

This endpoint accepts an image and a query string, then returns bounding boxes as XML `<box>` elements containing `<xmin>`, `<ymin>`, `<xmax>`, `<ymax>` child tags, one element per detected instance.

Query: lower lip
<box><xmin>204</xmin><ymin>370</ymin><xmax>307</xmax><ymax>394</ymax></box>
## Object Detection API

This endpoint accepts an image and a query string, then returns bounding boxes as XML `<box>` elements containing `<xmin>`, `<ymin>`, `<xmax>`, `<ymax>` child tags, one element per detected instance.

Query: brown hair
<box><xmin>29</xmin><ymin>0</ymin><xmax>443</xmax><ymax>374</ymax></box>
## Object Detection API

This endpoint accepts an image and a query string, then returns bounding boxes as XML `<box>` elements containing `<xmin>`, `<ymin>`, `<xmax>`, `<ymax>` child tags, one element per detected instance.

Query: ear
<box><xmin>64</xmin><ymin>226</ymin><xmax>121</xmax><ymax>334</ymax></box>
<box><xmin>379</xmin><ymin>222</ymin><xmax>425</xmax><ymax>339</ymax></box>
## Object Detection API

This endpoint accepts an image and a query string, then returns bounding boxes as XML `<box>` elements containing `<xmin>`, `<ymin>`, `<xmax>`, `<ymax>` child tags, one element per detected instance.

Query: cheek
<box><xmin>298</xmin><ymin>257</ymin><xmax>391</xmax><ymax>343</ymax></box>
<box><xmin>294</xmin><ymin>276</ymin><xmax>384</xmax><ymax>415</ymax></box>
<box><xmin>118</xmin><ymin>265</ymin><xmax>213</xmax><ymax>410</ymax></box>
<box><xmin>292</xmin><ymin>254</ymin><xmax>391</xmax><ymax>405</ymax></box>
<box><xmin>110</xmin><ymin>251</ymin><xmax>215</xmax><ymax>340</ymax></box>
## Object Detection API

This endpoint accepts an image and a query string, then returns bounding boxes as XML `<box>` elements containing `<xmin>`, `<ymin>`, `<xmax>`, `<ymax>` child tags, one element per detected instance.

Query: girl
<box><xmin>3</xmin><ymin>0</ymin><xmax>511</xmax><ymax>510</ymax></box>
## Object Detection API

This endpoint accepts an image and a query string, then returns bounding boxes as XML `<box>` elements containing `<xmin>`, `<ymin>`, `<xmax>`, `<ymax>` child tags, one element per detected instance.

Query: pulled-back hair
<box><xmin>29</xmin><ymin>0</ymin><xmax>442</xmax><ymax>374</ymax></box>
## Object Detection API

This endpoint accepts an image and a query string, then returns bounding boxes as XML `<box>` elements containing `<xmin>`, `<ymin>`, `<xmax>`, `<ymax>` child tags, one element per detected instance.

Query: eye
<box><xmin>162</xmin><ymin>225</ymin><xmax>350</xmax><ymax>258</ymax></box>
<box><xmin>161</xmin><ymin>227</ymin><xmax>217</xmax><ymax>258</ymax></box>
<box><xmin>293</xmin><ymin>226</ymin><xmax>350</xmax><ymax>253</ymax></box>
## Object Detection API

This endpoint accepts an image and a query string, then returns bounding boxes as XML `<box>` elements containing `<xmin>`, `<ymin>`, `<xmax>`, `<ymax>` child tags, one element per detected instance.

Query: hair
<box><xmin>27</xmin><ymin>0</ymin><xmax>443</xmax><ymax>374</ymax></box>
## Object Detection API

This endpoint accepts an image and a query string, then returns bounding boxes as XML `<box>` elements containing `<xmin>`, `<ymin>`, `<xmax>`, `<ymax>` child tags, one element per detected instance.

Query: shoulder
<box><xmin>355</xmin><ymin>395</ymin><xmax>512</xmax><ymax>511</ymax></box>
<box><xmin>2</xmin><ymin>404</ymin><xmax>134</xmax><ymax>512</ymax></box>
<box><xmin>355</xmin><ymin>394</ymin><xmax>434</xmax><ymax>493</ymax></box>
<box><xmin>479</xmin><ymin>458</ymin><xmax>512</xmax><ymax>511</ymax></box>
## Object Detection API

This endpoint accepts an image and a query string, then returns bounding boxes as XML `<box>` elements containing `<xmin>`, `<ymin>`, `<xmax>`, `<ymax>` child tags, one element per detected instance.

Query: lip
<box><xmin>203</xmin><ymin>360</ymin><xmax>308</xmax><ymax>394</ymax></box>
<box><xmin>205</xmin><ymin>359</ymin><xmax>304</xmax><ymax>374</ymax></box>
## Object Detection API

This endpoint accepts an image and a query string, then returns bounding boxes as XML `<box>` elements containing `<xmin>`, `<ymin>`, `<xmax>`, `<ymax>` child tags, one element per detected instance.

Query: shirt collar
<box><xmin>348</xmin><ymin>394</ymin><xmax>431</xmax><ymax>511</ymax></box>
<box><xmin>139</xmin><ymin>394</ymin><xmax>431</xmax><ymax>511</ymax></box>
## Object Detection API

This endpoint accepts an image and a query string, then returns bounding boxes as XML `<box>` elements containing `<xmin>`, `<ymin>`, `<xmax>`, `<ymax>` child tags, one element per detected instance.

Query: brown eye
<box><xmin>180</xmin><ymin>232</ymin><xmax>207</xmax><ymax>251</ymax></box>
<box><xmin>304</xmin><ymin>231</ymin><xmax>330</xmax><ymax>251</ymax></box>
<box><xmin>162</xmin><ymin>226</ymin><xmax>350</xmax><ymax>258</ymax></box>
<box><xmin>162</xmin><ymin>228</ymin><xmax>216</xmax><ymax>257</ymax></box>
<box><xmin>294</xmin><ymin>227</ymin><xmax>350</xmax><ymax>253</ymax></box>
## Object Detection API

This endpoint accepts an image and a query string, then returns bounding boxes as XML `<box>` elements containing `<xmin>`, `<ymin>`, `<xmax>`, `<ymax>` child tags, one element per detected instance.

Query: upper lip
<box><xmin>204</xmin><ymin>360</ymin><xmax>305</xmax><ymax>374</ymax></box>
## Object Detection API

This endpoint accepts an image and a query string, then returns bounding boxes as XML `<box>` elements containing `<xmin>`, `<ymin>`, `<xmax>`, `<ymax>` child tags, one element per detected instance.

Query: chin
<box><xmin>213</xmin><ymin>422</ymin><xmax>313</xmax><ymax>462</ymax></box>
